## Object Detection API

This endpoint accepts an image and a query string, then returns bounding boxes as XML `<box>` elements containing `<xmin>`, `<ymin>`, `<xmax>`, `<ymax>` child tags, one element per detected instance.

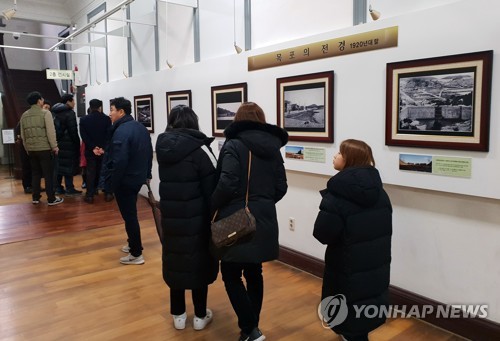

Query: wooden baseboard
<box><xmin>278</xmin><ymin>245</ymin><xmax>500</xmax><ymax>340</ymax></box>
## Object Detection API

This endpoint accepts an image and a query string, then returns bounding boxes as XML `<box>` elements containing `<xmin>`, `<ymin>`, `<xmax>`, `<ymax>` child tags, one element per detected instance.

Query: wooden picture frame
<box><xmin>276</xmin><ymin>71</ymin><xmax>334</xmax><ymax>143</ymax></box>
<box><xmin>166</xmin><ymin>90</ymin><xmax>192</xmax><ymax>116</ymax></box>
<box><xmin>134</xmin><ymin>94</ymin><xmax>154</xmax><ymax>133</ymax></box>
<box><xmin>386</xmin><ymin>50</ymin><xmax>493</xmax><ymax>151</ymax></box>
<box><xmin>211</xmin><ymin>82</ymin><xmax>248</xmax><ymax>137</ymax></box>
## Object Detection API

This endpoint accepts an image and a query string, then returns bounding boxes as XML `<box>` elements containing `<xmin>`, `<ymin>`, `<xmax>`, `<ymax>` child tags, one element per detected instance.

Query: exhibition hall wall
<box><xmin>84</xmin><ymin>0</ymin><xmax>500</xmax><ymax>323</ymax></box>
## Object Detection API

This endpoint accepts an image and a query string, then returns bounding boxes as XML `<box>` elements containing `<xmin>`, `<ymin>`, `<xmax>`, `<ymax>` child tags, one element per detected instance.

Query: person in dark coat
<box><xmin>79</xmin><ymin>98</ymin><xmax>111</xmax><ymax>203</ymax></box>
<box><xmin>14</xmin><ymin>121</ymin><xmax>32</xmax><ymax>193</ymax></box>
<box><xmin>211</xmin><ymin>102</ymin><xmax>288</xmax><ymax>341</ymax></box>
<box><xmin>156</xmin><ymin>105</ymin><xmax>218</xmax><ymax>331</ymax></box>
<box><xmin>105</xmin><ymin>97</ymin><xmax>153</xmax><ymax>265</ymax></box>
<box><xmin>313</xmin><ymin>139</ymin><xmax>392</xmax><ymax>341</ymax></box>
<box><xmin>51</xmin><ymin>94</ymin><xmax>82</xmax><ymax>196</ymax></box>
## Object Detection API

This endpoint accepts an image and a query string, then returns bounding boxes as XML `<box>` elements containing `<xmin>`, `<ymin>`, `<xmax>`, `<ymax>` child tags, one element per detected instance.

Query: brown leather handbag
<box><xmin>211</xmin><ymin>150</ymin><xmax>256</xmax><ymax>248</ymax></box>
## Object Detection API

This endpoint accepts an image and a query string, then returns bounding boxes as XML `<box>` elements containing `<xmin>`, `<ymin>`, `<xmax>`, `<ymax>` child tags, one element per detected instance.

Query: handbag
<box><xmin>211</xmin><ymin>150</ymin><xmax>256</xmax><ymax>248</ymax></box>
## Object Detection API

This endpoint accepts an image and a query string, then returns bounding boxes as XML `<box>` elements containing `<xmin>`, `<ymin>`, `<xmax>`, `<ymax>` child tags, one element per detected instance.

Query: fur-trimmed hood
<box><xmin>224</xmin><ymin>120</ymin><xmax>288</xmax><ymax>159</ymax></box>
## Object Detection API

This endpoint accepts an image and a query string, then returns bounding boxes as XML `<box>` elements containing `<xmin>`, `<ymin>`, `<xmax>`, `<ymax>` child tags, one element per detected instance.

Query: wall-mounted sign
<box><xmin>248</xmin><ymin>26</ymin><xmax>398</xmax><ymax>71</ymax></box>
<box><xmin>46</xmin><ymin>69</ymin><xmax>74</xmax><ymax>80</ymax></box>
<box><xmin>285</xmin><ymin>145</ymin><xmax>326</xmax><ymax>163</ymax></box>
<box><xmin>399</xmin><ymin>153</ymin><xmax>471</xmax><ymax>178</ymax></box>
<box><xmin>1</xmin><ymin>129</ymin><xmax>15</xmax><ymax>144</ymax></box>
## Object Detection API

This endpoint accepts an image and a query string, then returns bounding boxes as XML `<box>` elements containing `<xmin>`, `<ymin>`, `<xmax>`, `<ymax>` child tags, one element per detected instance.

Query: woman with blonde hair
<box><xmin>314</xmin><ymin>139</ymin><xmax>392</xmax><ymax>341</ymax></box>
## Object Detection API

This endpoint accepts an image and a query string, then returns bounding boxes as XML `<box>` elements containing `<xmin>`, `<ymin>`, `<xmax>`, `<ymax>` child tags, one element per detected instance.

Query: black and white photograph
<box><xmin>386</xmin><ymin>50</ymin><xmax>493</xmax><ymax>151</ymax></box>
<box><xmin>166</xmin><ymin>90</ymin><xmax>192</xmax><ymax>116</ymax></box>
<box><xmin>277</xmin><ymin>71</ymin><xmax>333</xmax><ymax>142</ymax></box>
<box><xmin>134</xmin><ymin>94</ymin><xmax>154</xmax><ymax>133</ymax></box>
<box><xmin>398</xmin><ymin>71</ymin><xmax>474</xmax><ymax>134</ymax></box>
<box><xmin>211</xmin><ymin>83</ymin><xmax>247</xmax><ymax>137</ymax></box>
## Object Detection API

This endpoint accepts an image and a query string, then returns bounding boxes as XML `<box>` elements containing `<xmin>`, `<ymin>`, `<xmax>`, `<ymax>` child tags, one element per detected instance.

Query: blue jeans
<box><xmin>114</xmin><ymin>185</ymin><xmax>143</xmax><ymax>257</ymax></box>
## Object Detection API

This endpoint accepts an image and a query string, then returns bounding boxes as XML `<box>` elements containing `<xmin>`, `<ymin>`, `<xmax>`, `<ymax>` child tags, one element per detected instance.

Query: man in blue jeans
<box><xmin>105</xmin><ymin>97</ymin><xmax>153</xmax><ymax>265</ymax></box>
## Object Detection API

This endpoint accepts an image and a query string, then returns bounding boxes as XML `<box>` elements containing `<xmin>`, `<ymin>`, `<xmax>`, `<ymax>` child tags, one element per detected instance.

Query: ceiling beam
<box><xmin>48</xmin><ymin>0</ymin><xmax>136</xmax><ymax>51</ymax></box>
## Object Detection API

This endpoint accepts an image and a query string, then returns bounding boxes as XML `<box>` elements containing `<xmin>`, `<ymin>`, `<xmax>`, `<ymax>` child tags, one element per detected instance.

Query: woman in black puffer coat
<box><xmin>211</xmin><ymin>102</ymin><xmax>288</xmax><ymax>341</ymax></box>
<box><xmin>156</xmin><ymin>106</ymin><xmax>218</xmax><ymax>331</ymax></box>
<box><xmin>314</xmin><ymin>139</ymin><xmax>392</xmax><ymax>341</ymax></box>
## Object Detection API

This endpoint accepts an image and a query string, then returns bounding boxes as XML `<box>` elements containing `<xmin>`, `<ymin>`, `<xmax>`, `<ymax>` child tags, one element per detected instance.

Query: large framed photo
<box><xmin>134</xmin><ymin>94</ymin><xmax>154</xmax><ymax>133</ymax></box>
<box><xmin>166</xmin><ymin>90</ymin><xmax>192</xmax><ymax>116</ymax></box>
<box><xmin>386</xmin><ymin>50</ymin><xmax>493</xmax><ymax>151</ymax></box>
<box><xmin>277</xmin><ymin>71</ymin><xmax>334</xmax><ymax>143</ymax></box>
<box><xmin>211</xmin><ymin>82</ymin><xmax>248</xmax><ymax>137</ymax></box>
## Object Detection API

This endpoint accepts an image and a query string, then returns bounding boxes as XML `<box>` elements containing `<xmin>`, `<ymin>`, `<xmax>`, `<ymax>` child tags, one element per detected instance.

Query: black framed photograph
<box><xmin>277</xmin><ymin>71</ymin><xmax>334</xmax><ymax>143</ymax></box>
<box><xmin>134</xmin><ymin>94</ymin><xmax>154</xmax><ymax>133</ymax></box>
<box><xmin>211</xmin><ymin>82</ymin><xmax>248</xmax><ymax>137</ymax></box>
<box><xmin>386</xmin><ymin>50</ymin><xmax>493</xmax><ymax>151</ymax></box>
<box><xmin>166</xmin><ymin>90</ymin><xmax>192</xmax><ymax>115</ymax></box>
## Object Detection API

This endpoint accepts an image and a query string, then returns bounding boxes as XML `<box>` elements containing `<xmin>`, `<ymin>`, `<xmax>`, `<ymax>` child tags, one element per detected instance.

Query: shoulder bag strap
<box><xmin>245</xmin><ymin>150</ymin><xmax>252</xmax><ymax>208</ymax></box>
<box><xmin>212</xmin><ymin>150</ymin><xmax>252</xmax><ymax>222</ymax></box>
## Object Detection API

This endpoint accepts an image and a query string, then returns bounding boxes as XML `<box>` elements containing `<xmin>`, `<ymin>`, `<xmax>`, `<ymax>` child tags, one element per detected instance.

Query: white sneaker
<box><xmin>121</xmin><ymin>244</ymin><xmax>130</xmax><ymax>253</ymax></box>
<box><xmin>193</xmin><ymin>309</ymin><xmax>213</xmax><ymax>330</ymax></box>
<box><xmin>173</xmin><ymin>312</ymin><xmax>187</xmax><ymax>330</ymax></box>
<box><xmin>119</xmin><ymin>254</ymin><xmax>144</xmax><ymax>265</ymax></box>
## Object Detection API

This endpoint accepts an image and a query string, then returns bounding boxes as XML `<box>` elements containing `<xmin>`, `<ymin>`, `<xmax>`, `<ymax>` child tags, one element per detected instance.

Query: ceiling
<box><xmin>0</xmin><ymin>0</ymin><xmax>97</xmax><ymax>26</ymax></box>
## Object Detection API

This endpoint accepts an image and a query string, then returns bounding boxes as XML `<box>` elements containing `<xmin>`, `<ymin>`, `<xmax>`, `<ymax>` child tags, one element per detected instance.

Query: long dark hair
<box><xmin>167</xmin><ymin>105</ymin><xmax>199</xmax><ymax>130</ymax></box>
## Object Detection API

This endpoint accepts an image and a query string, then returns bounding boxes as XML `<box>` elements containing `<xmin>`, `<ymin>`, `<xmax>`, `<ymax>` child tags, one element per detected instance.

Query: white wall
<box><xmin>83</xmin><ymin>0</ymin><xmax>500</xmax><ymax>323</ymax></box>
<box><xmin>4</xmin><ymin>20</ymin><xmax>44</xmax><ymax>70</ymax></box>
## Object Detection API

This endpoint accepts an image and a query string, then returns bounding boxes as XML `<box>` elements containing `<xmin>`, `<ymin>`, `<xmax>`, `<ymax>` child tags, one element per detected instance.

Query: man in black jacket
<box><xmin>79</xmin><ymin>98</ymin><xmax>111</xmax><ymax>203</ymax></box>
<box><xmin>105</xmin><ymin>97</ymin><xmax>153</xmax><ymax>265</ymax></box>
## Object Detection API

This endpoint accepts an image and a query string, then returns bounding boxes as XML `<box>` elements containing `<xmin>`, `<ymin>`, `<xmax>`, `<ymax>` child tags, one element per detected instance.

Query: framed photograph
<box><xmin>386</xmin><ymin>50</ymin><xmax>493</xmax><ymax>151</ymax></box>
<box><xmin>166</xmin><ymin>90</ymin><xmax>192</xmax><ymax>115</ymax></box>
<box><xmin>134</xmin><ymin>94</ymin><xmax>154</xmax><ymax>133</ymax></box>
<box><xmin>211</xmin><ymin>82</ymin><xmax>248</xmax><ymax>137</ymax></box>
<box><xmin>277</xmin><ymin>71</ymin><xmax>334</xmax><ymax>143</ymax></box>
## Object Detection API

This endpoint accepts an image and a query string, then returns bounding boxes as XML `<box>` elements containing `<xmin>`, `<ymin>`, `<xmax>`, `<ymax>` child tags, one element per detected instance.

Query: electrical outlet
<box><xmin>289</xmin><ymin>217</ymin><xmax>295</xmax><ymax>231</ymax></box>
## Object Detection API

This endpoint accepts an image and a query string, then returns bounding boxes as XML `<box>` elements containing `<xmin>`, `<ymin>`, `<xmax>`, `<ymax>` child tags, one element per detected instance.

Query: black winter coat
<box><xmin>313</xmin><ymin>166</ymin><xmax>392</xmax><ymax>335</ymax></box>
<box><xmin>156</xmin><ymin>128</ymin><xmax>219</xmax><ymax>289</ymax></box>
<box><xmin>105</xmin><ymin>115</ymin><xmax>152</xmax><ymax>192</ymax></box>
<box><xmin>79</xmin><ymin>110</ymin><xmax>111</xmax><ymax>158</ymax></box>
<box><xmin>212</xmin><ymin>120</ymin><xmax>288</xmax><ymax>263</ymax></box>
<box><xmin>52</xmin><ymin>103</ymin><xmax>80</xmax><ymax>176</ymax></box>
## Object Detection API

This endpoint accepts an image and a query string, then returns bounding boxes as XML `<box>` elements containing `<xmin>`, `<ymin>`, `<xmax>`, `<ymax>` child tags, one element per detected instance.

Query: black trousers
<box><xmin>85</xmin><ymin>155</ymin><xmax>103</xmax><ymax>196</ymax></box>
<box><xmin>19</xmin><ymin>147</ymin><xmax>32</xmax><ymax>189</ymax></box>
<box><xmin>221</xmin><ymin>262</ymin><xmax>263</xmax><ymax>335</ymax></box>
<box><xmin>170</xmin><ymin>286</ymin><xmax>208</xmax><ymax>318</ymax></box>
<box><xmin>114</xmin><ymin>185</ymin><xmax>143</xmax><ymax>257</ymax></box>
<box><xmin>29</xmin><ymin>150</ymin><xmax>55</xmax><ymax>202</ymax></box>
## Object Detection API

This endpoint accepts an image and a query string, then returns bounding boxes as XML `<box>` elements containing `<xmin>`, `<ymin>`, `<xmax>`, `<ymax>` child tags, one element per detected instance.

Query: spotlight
<box><xmin>2</xmin><ymin>8</ymin><xmax>16</xmax><ymax>20</ymax></box>
<box><xmin>2</xmin><ymin>0</ymin><xmax>17</xmax><ymax>20</ymax></box>
<box><xmin>166</xmin><ymin>60</ymin><xmax>173</xmax><ymax>69</ymax></box>
<box><xmin>72</xmin><ymin>23</ymin><xmax>77</xmax><ymax>31</ymax></box>
<box><xmin>369</xmin><ymin>4</ymin><xmax>381</xmax><ymax>21</ymax></box>
<box><xmin>234</xmin><ymin>43</ymin><xmax>242</xmax><ymax>54</ymax></box>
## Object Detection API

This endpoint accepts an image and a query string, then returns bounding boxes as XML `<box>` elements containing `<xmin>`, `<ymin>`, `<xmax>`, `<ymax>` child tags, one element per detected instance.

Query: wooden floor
<box><xmin>0</xmin><ymin>166</ymin><xmax>467</xmax><ymax>340</ymax></box>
